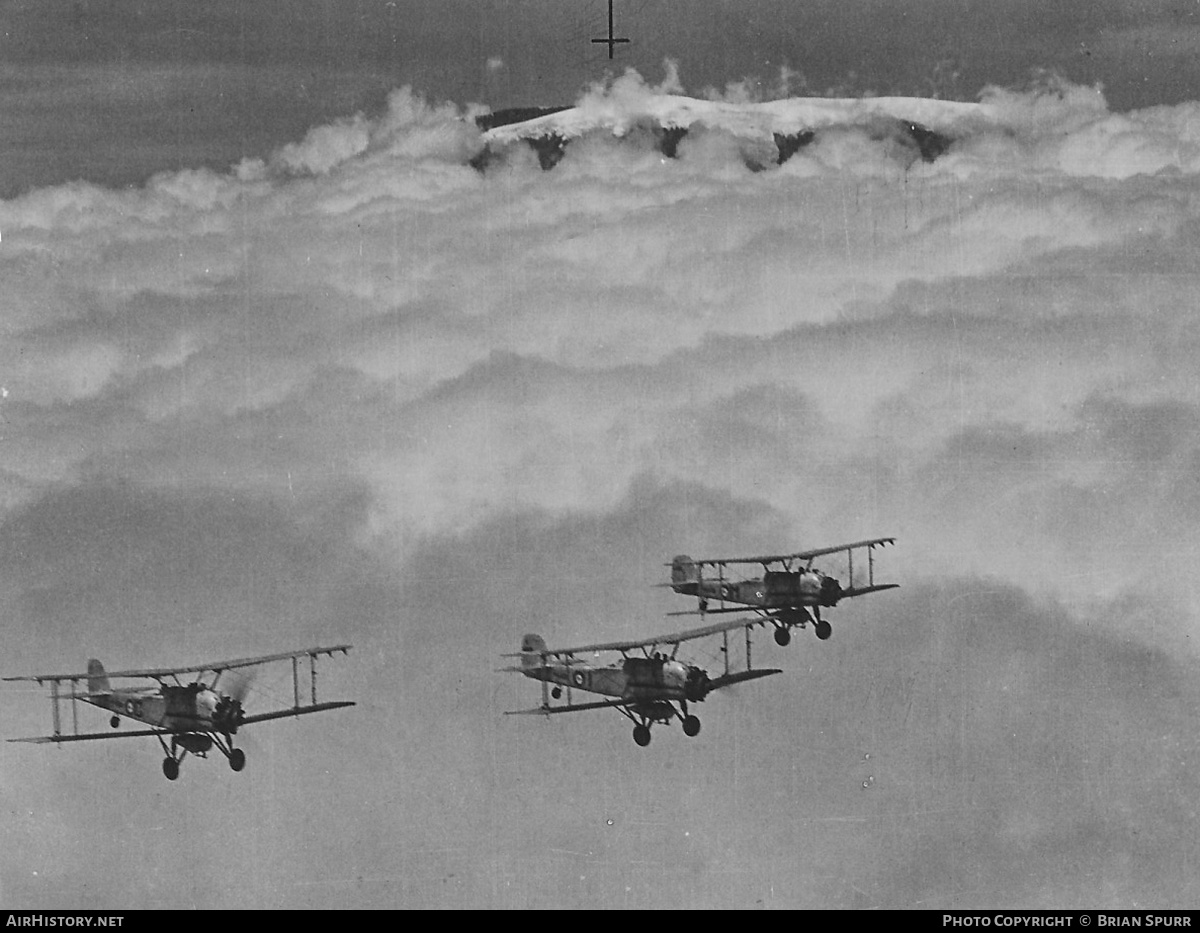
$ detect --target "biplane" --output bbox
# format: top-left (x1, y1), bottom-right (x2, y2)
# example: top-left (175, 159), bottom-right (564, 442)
top-left (4, 646), bottom-right (354, 781)
top-left (666, 538), bottom-right (898, 645)
top-left (500, 619), bottom-right (781, 746)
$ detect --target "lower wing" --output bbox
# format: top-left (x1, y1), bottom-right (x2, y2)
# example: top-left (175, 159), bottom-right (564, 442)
top-left (666, 606), bottom-right (756, 617)
top-left (505, 699), bottom-right (627, 716)
top-left (239, 701), bottom-right (356, 726)
top-left (706, 669), bottom-right (783, 692)
top-left (9, 728), bottom-right (170, 744)
top-left (841, 583), bottom-right (900, 598)
top-left (8, 702), bottom-right (356, 742)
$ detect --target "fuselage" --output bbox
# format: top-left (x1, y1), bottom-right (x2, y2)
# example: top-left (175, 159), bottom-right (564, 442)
top-left (523, 656), bottom-right (711, 703)
top-left (673, 569), bottom-right (843, 609)
top-left (87, 683), bottom-right (225, 733)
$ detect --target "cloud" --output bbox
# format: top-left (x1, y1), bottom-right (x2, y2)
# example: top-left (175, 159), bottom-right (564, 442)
top-left (3, 70), bottom-right (1199, 592)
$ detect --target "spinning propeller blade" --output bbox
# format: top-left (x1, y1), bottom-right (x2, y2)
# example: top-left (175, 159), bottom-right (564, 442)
top-left (223, 668), bottom-right (255, 704)
top-left (213, 669), bottom-right (255, 734)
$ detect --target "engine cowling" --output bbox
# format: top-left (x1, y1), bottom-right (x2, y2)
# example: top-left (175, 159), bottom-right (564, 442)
top-left (819, 575), bottom-right (843, 606)
top-left (212, 696), bottom-right (245, 735)
top-left (684, 665), bottom-right (711, 702)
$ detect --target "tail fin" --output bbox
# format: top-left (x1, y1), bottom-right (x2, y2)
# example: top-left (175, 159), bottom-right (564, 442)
top-left (519, 634), bottom-right (547, 670)
top-left (671, 555), bottom-right (699, 588)
top-left (87, 659), bottom-right (111, 695)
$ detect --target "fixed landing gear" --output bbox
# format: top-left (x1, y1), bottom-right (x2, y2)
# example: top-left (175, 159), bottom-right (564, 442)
top-left (774, 627), bottom-right (792, 646)
top-left (626, 703), bottom-right (699, 746)
top-left (814, 619), bottom-right (832, 640)
top-left (212, 733), bottom-right (246, 774)
top-left (155, 733), bottom-right (246, 779)
top-left (110, 715), bottom-right (120, 729)
top-left (158, 735), bottom-right (188, 781)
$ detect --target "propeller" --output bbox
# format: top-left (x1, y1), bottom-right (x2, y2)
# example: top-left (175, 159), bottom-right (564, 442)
top-left (212, 669), bottom-right (254, 735)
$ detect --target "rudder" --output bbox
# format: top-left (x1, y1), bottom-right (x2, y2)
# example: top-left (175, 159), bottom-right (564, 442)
top-left (87, 659), bottom-right (111, 695)
top-left (519, 634), bottom-right (547, 670)
top-left (671, 555), bottom-right (699, 587)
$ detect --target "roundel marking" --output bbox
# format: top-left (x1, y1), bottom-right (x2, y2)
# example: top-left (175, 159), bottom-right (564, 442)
top-left (573, 670), bottom-right (585, 687)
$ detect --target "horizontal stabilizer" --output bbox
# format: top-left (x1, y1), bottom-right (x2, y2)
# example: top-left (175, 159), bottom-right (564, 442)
top-left (505, 699), bottom-right (626, 716)
top-left (707, 668), bottom-right (783, 692)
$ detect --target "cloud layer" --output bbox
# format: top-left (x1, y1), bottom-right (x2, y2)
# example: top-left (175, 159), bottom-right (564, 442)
top-left (2, 70), bottom-right (1199, 907)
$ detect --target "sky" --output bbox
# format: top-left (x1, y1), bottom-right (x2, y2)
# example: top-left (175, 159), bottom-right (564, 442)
top-left (2, 0), bottom-right (1200, 911)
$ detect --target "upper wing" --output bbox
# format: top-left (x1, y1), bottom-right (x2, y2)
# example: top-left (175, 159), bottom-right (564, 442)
top-left (4, 645), bottom-right (352, 683)
top-left (502, 617), bottom-right (755, 658)
top-left (686, 537), bottom-right (897, 567)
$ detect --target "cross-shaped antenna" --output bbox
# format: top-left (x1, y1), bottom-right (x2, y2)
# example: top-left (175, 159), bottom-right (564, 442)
top-left (591, 0), bottom-right (630, 59)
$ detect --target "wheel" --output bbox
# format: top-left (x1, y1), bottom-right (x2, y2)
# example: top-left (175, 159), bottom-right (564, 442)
top-left (774, 627), bottom-right (792, 646)
top-left (632, 725), bottom-right (652, 747)
top-left (110, 716), bottom-right (120, 729)
top-left (229, 748), bottom-right (246, 772)
top-left (682, 715), bottom-right (701, 737)
top-left (814, 620), bottom-right (832, 640)
top-left (551, 686), bottom-right (562, 700)
top-left (162, 758), bottom-right (180, 781)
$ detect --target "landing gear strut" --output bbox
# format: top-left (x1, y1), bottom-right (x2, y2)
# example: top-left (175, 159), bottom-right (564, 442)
top-left (677, 699), bottom-right (702, 737)
top-left (157, 734), bottom-right (188, 782)
top-left (213, 733), bottom-right (246, 773)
